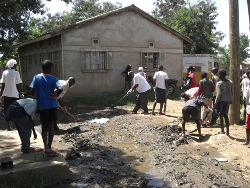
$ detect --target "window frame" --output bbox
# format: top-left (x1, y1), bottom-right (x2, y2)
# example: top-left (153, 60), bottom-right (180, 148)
top-left (81, 50), bottom-right (111, 72)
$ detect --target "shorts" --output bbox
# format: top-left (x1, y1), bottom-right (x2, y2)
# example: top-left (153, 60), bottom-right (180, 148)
top-left (155, 87), bottom-right (166, 103)
top-left (246, 114), bottom-right (250, 129)
top-left (39, 108), bottom-right (58, 127)
top-left (182, 106), bottom-right (199, 121)
top-left (216, 101), bottom-right (230, 115)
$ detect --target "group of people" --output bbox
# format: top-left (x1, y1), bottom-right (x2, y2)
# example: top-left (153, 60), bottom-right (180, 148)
top-left (181, 67), bottom-right (234, 140)
top-left (122, 64), bottom-right (169, 115)
top-left (0, 59), bottom-right (75, 156)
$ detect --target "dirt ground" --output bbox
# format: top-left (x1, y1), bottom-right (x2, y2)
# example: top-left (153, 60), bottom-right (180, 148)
top-left (1, 99), bottom-right (250, 187)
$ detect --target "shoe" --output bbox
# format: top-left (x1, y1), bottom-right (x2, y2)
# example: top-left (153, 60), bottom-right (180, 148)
top-left (131, 111), bottom-right (137, 114)
top-left (141, 111), bottom-right (149, 114)
top-left (202, 123), bottom-right (207, 127)
top-left (159, 112), bottom-right (165, 115)
top-left (151, 112), bottom-right (156, 115)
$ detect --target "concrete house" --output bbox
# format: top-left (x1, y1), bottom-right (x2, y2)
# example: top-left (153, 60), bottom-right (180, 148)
top-left (15, 4), bottom-right (191, 96)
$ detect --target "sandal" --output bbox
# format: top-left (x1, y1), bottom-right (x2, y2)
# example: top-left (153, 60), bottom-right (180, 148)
top-left (45, 150), bottom-right (59, 157)
top-left (22, 147), bottom-right (44, 153)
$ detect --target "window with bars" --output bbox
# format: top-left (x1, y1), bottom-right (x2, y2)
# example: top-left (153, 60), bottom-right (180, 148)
top-left (141, 52), bottom-right (159, 69)
top-left (81, 51), bottom-right (112, 71)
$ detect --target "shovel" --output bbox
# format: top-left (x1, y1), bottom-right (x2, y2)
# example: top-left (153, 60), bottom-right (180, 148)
top-left (60, 108), bottom-right (79, 121)
top-left (111, 92), bottom-right (130, 109)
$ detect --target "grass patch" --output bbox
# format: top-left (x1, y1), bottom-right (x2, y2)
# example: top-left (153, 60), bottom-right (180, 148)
top-left (66, 88), bottom-right (183, 107)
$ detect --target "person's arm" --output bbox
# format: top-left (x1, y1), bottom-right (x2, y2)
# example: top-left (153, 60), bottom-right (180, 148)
top-left (211, 82), bottom-right (215, 92)
top-left (50, 86), bottom-right (63, 99)
top-left (215, 82), bottom-right (222, 104)
top-left (127, 84), bottom-right (139, 94)
top-left (200, 100), bottom-right (213, 112)
top-left (58, 98), bottom-right (68, 112)
top-left (152, 78), bottom-right (156, 87)
top-left (197, 84), bottom-right (202, 96)
top-left (0, 83), bottom-right (5, 96)
top-left (27, 115), bottom-right (37, 140)
top-left (165, 79), bottom-right (168, 89)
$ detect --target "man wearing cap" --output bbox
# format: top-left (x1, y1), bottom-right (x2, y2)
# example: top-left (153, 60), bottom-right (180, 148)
top-left (0, 59), bottom-right (22, 131)
top-left (151, 65), bottom-right (168, 115)
top-left (54, 77), bottom-right (76, 130)
top-left (127, 72), bottom-right (151, 114)
top-left (138, 67), bottom-right (147, 79)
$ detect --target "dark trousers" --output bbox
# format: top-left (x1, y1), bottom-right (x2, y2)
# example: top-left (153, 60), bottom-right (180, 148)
top-left (132, 90), bottom-right (150, 113)
top-left (12, 117), bottom-right (32, 152)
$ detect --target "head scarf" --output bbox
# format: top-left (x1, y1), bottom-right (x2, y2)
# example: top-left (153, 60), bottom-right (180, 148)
top-left (6, 59), bottom-right (17, 68)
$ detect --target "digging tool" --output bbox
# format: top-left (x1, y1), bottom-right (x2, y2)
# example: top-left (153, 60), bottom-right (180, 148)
top-left (60, 108), bottom-right (79, 121)
top-left (111, 92), bottom-right (130, 109)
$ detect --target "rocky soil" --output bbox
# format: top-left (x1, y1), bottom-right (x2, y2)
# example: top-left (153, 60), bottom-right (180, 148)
top-left (1, 99), bottom-right (250, 188)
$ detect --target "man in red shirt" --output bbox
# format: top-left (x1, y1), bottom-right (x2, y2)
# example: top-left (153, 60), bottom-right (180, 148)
top-left (187, 66), bottom-right (197, 89)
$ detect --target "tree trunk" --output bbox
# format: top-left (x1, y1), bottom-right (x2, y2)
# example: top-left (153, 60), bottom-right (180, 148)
top-left (229, 0), bottom-right (240, 125)
top-left (248, 0), bottom-right (250, 30)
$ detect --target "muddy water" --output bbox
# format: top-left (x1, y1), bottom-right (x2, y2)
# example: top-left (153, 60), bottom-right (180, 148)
top-left (104, 123), bottom-right (150, 173)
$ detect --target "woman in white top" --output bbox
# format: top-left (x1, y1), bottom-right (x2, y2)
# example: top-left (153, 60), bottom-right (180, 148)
top-left (0, 59), bottom-right (22, 130)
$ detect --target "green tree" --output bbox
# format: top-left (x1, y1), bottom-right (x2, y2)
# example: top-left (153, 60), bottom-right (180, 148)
top-left (26, 0), bottom-right (122, 37)
top-left (153, 0), bottom-right (224, 54)
top-left (0, 0), bottom-right (71, 64)
top-left (240, 33), bottom-right (250, 62)
top-left (218, 33), bottom-right (250, 69)
top-left (0, 0), bottom-right (45, 61)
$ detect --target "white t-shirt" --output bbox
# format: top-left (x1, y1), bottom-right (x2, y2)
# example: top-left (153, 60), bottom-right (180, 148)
top-left (58, 80), bottom-right (69, 99)
top-left (1, 69), bottom-right (22, 98)
top-left (134, 73), bottom-right (151, 93)
top-left (241, 78), bottom-right (250, 100)
top-left (153, 71), bottom-right (169, 89)
top-left (185, 87), bottom-right (199, 99)
top-left (17, 98), bottom-right (37, 115)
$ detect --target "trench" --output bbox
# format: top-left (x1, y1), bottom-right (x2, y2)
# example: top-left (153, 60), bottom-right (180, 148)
top-left (104, 123), bottom-right (167, 187)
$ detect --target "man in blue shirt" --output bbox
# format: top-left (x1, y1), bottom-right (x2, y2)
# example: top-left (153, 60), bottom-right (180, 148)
top-left (29, 60), bottom-right (62, 157)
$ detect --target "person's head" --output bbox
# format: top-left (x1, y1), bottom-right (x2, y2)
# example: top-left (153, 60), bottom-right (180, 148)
top-left (138, 67), bottom-right (143, 72)
top-left (42, 60), bottom-right (53, 74)
top-left (201, 71), bottom-right (207, 79)
top-left (246, 70), bottom-right (250, 79)
top-left (126, 64), bottom-right (132, 71)
top-left (6, 59), bottom-right (17, 69)
top-left (68, 77), bottom-right (75, 88)
top-left (158, 65), bottom-right (164, 71)
top-left (212, 67), bottom-right (218, 75)
top-left (188, 66), bottom-right (195, 72)
top-left (242, 74), bottom-right (248, 79)
top-left (218, 68), bottom-right (227, 80)
top-left (180, 93), bottom-right (189, 101)
top-left (129, 71), bottom-right (134, 78)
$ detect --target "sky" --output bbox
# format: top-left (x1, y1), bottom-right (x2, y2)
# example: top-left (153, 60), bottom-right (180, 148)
top-left (44, 0), bottom-right (250, 46)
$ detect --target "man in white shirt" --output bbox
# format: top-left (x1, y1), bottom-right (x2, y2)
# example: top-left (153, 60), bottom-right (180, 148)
top-left (54, 77), bottom-right (75, 130)
top-left (0, 59), bottom-right (22, 131)
top-left (241, 72), bottom-right (250, 122)
top-left (127, 71), bottom-right (151, 114)
top-left (151, 65), bottom-right (168, 115)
